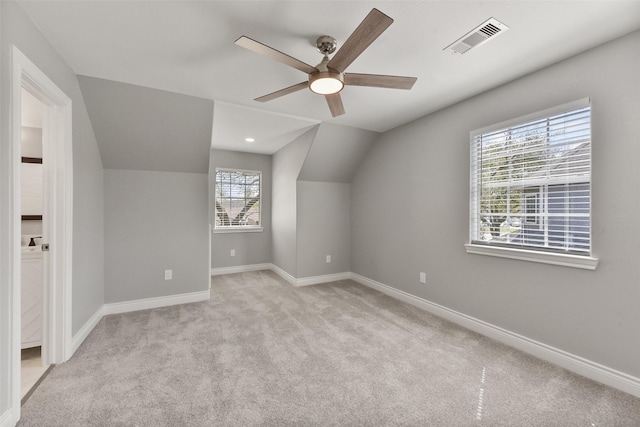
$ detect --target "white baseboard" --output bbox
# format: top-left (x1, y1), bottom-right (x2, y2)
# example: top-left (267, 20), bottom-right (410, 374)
top-left (268, 264), bottom-right (350, 287)
top-left (104, 290), bottom-right (211, 315)
top-left (268, 264), bottom-right (297, 286)
top-left (68, 290), bottom-right (211, 357)
top-left (211, 263), bottom-right (272, 276)
top-left (71, 306), bottom-right (105, 356)
top-left (209, 264), bottom-right (640, 397)
top-left (211, 263), bottom-right (350, 288)
top-left (350, 273), bottom-right (640, 399)
top-left (0, 409), bottom-right (13, 427)
top-left (294, 272), bottom-right (352, 287)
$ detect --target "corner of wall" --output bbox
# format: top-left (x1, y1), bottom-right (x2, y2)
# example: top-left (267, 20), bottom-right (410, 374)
top-left (271, 126), bottom-right (318, 277)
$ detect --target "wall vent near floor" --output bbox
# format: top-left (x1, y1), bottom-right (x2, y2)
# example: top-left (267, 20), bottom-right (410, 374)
top-left (444, 18), bottom-right (509, 55)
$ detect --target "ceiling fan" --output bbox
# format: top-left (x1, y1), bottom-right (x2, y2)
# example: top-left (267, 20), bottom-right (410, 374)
top-left (235, 8), bottom-right (417, 117)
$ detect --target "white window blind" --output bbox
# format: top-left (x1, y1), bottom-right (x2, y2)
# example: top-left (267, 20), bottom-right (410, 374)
top-left (470, 99), bottom-right (592, 255)
top-left (215, 168), bottom-right (261, 229)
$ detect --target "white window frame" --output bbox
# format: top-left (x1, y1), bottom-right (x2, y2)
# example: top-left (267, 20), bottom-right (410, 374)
top-left (214, 168), bottom-right (263, 233)
top-left (465, 98), bottom-right (598, 270)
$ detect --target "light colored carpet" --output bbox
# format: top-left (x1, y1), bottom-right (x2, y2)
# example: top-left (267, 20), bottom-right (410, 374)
top-left (19, 270), bottom-right (640, 426)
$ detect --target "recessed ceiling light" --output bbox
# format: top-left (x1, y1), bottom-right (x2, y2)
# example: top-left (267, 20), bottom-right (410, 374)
top-left (244, 137), bottom-right (255, 143)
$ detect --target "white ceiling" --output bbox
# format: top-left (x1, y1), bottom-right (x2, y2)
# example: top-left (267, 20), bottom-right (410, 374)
top-left (17, 0), bottom-right (640, 153)
top-left (212, 101), bottom-right (319, 154)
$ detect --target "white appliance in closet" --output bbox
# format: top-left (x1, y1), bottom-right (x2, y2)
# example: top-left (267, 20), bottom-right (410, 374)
top-left (21, 247), bottom-right (43, 349)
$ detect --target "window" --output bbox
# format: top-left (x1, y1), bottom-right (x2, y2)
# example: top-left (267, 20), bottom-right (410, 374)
top-left (214, 168), bottom-right (262, 232)
top-left (468, 98), bottom-right (597, 268)
top-left (523, 190), bottom-right (540, 226)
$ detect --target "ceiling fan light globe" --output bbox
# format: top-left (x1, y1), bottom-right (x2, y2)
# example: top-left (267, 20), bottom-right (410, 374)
top-left (309, 71), bottom-right (344, 95)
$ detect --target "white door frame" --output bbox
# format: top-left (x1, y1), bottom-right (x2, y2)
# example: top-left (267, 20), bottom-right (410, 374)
top-left (9, 45), bottom-right (73, 423)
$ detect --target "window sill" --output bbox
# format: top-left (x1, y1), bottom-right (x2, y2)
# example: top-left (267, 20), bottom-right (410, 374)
top-left (464, 243), bottom-right (598, 270)
top-left (213, 227), bottom-right (264, 234)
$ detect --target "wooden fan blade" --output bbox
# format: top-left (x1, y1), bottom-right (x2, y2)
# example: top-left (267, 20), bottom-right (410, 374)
top-left (255, 81), bottom-right (308, 102)
top-left (345, 73), bottom-right (417, 90)
top-left (235, 36), bottom-right (317, 75)
top-left (327, 8), bottom-right (393, 73)
top-left (325, 93), bottom-right (345, 117)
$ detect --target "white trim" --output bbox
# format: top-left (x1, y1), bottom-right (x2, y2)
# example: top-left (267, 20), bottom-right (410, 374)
top-left (211, 263), bottom-right (351, 288)
top-left (215, 167), bottom-right (262, 175)
top-left (469, 98), bottom-right (594, 265)
top-left (464, 243), bottom-right (599, 270)
top-left (67, 288), bottom-right (214, 355)
top-left (0, 409), bottom-right (13, 427)
top-left (13, 45), bottom-right (74, 364)
top-left (350, 273), bottom-right (640, 398)
top-left (471, 97), bottom-right (590, 137)
top-left (213, 227), bottom-right (263, 234)
top-left (269, 264), bottom-right (297, 286)
top-left (294, 272), bottom-right (352, 287)
top-left (214, 168), bottom-right (262, 232)
top-left (211, 263), bottom-right (272, 276)
top-left (103, 290), bottom-right (211, 315)
top-left (70, 306), bottom-right (104, 355)
top-left (9, 45), bottom-right (73, 425)
top-left (208, 265), bottom-right (637, 395)
top-left (272, 263), bottom-right (348, 287)
top-left (208, 224), bottom-right (212, 290)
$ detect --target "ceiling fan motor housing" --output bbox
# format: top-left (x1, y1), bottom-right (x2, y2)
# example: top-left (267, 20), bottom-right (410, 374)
top-left (309, 55), bottom-right (344, 95)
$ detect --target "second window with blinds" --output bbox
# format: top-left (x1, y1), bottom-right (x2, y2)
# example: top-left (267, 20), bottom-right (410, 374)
top-left (467, 98), bottom-right (596, 268)
top-left (214, 168), bottom-right (262, 232)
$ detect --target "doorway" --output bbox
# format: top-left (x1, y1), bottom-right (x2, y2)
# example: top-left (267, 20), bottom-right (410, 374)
top-left (10, 46), bottom-right (73, 422)
top-left (19, 88), bottom-right (49, 400)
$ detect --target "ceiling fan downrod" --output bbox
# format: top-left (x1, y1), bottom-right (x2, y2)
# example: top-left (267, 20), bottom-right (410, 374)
top-left (309, 36), bottom-right (344, 95)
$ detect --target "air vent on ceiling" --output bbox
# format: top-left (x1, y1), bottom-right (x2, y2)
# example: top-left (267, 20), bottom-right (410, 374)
top-left (444, 18), bottom-right (509, 55)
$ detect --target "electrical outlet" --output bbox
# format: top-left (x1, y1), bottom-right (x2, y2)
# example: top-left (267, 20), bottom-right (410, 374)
top-left (326, 255), bottom-right (331, 263)
top-left (230, 249), bottom-right (236, 257)
top-left (419, 272), bottom-right (426, 284)
top-left (165, 269), bottom-right (172, 280)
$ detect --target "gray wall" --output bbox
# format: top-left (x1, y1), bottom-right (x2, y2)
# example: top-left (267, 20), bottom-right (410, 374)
top-left (210, 149), bottom-right (272, 269)
top-left (297, 181), bottom-right (351, 277)
top-left (298, 123), bottom-right (378, 183)
top-left (78, 76), bottom-right (214, 174)
top-left (104, 169), bottom-right (209, 303)
top-left (211, 123), bottom-right (370, 278)
top-left (271, 128), bottom-right (317, 277)
top-left (0, 0), bottom-right (105, 414)
top-left (295, 123), bottom-right (376, 278)
top-left (351, 30), bottom-right (640, 378)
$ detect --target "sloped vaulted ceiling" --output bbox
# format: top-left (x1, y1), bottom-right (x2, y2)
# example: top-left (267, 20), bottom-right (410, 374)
top-left (32, 1), bottom-right (640, 170)
top-left (78, 76), bottom-right (214, 173)
top-left (298, 123), bottom-right (379, 183)
top-left (21, 1), bottom-right (640, 134)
